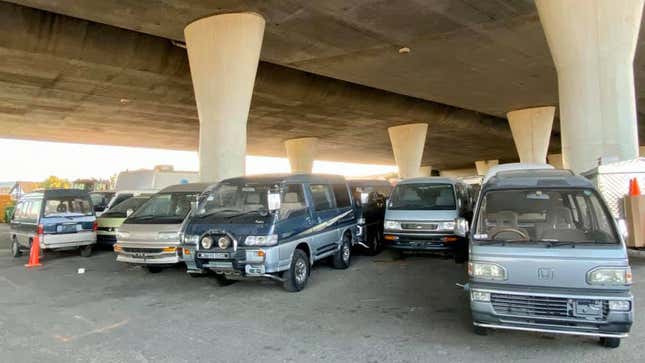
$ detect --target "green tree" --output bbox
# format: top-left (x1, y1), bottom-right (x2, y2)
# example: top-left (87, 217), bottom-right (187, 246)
top-left (41, 176), bottom-right (71, 189)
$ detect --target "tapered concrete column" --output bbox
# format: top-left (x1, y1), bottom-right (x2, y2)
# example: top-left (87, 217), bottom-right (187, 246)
top-left (548, 154), bottom-right (564, 169)
top-left (507, 106), bottom-right (555, 164)
top-left (184, 13), bottom-right (265, 182)
top-left (285, 137), bottom-right (318, 174)
top-left (475, 160), bottom-right (499, 176)
top-left (536, 0), bottom-right (644, 173)
top-left (419, 166), bottom-right (432, 177)
top-left (388, 123), bottom-right (428, 179)
top-left (640, 146), bottom-right (645, 157)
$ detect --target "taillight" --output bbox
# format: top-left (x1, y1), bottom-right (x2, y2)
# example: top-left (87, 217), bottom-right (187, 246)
top-left (36, 224), bottom-right (44, 235)
top-left (92, 221), bottom-right (98, 231)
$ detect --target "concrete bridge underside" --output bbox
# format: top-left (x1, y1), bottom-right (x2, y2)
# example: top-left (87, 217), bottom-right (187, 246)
top-left (0, 1), bottom-right (644, 170)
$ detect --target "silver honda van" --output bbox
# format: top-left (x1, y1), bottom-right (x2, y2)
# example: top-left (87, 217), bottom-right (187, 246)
top-left (465, 167), bottom-right (633, 348)
top-left (383, 177), bottom-right (473, 262)
top-left (114, 183), bottom-right (209, 273)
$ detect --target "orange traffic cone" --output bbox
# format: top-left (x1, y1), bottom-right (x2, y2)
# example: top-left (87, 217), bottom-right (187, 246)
top-left (25, 235), bottom-right (42, 268)
top-left (629, 178), bottom-right (641, 196)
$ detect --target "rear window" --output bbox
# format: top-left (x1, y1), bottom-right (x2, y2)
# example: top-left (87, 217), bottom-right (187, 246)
top-left (44, 196), bottom-right (92, 217)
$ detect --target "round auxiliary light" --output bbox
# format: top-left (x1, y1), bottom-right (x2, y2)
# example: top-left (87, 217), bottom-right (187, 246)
top-left (218, 236), bottom-right (231, 249)
top-left (201, 236), bottom-right (213, 249)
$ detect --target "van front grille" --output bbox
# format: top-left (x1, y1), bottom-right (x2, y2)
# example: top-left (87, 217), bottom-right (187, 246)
top-left (491, 293), bottom-right (609, 322)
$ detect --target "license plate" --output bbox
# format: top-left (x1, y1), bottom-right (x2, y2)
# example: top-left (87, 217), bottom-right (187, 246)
top-left (57, 224), bottom-right (79, 233)
top-left (198, 252), bottom-right (230, 259)
top-left (206, 261), bottom-right (233, 269)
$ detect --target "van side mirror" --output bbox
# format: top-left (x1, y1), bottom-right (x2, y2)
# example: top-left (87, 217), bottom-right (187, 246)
top-left (268, 191), bottom-right (281, 211)
top-left (454, 217), bottom-right (469, 237)
top-left (126, 209), bottom-right (134, 217)
top-left (617, 219), bottom-right (628, 240)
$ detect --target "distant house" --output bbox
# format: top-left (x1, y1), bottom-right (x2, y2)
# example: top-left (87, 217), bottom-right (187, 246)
top-left (3, 181), bottom-right (41, 200)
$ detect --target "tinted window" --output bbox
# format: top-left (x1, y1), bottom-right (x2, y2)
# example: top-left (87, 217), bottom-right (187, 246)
top-left (111, 193), bottom-right (133, 208)
top-left (309, 184), bottom-right (334, 211)
top-left (44, 197), bottom-right (91, 217)
top-left (332, 184), bottom-right (351, 208)
top-left (390, 184), bottom-right (455, 210)
top-left (127, 192), bottom-right (198, 224)
top-left (101, 197), bottom-right (150, 218)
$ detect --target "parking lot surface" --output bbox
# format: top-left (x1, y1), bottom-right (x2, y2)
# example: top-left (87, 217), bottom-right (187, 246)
top-left (0, 227), bottom-right (643, 363)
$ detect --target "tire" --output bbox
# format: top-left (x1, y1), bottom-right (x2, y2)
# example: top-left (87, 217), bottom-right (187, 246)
top-left (146, 266), bottom-right (163, 273)
top-left (79, 245), bottom-right (93, 257)
top-left (283, 249), bottom-right (310, 292)
top-left (365, 232), bottom-right (381, 256)
top-left (10, 238), bottom-right (21, 258)
top-left (600, 337), bottom-right (620, 348)
top-left (332, 234), bottom-right (352, 269)
top-left (473, 325), bottom-right (488, 336)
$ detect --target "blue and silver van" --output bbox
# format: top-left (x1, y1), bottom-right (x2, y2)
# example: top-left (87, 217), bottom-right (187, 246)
top-left (465, 166), bottom-right (633, 348)
top-left (181, 174), bottom-right (357, 292)
top-left (9, 189), bottom-right (97, 257)
top-left (383, 177), bottom-right (473, 262)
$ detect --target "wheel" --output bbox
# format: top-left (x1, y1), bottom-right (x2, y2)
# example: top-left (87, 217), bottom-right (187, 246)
top-left (283, 249), bottom-right (310, 292)
top-left (79, 245), bottom-right (93, 257)
top-left (600, 337), bottom-right (621, 348)
top-left (146, 266), bottom-right (163, 273)
top-left (473, 325), bottom-right (488, 336)
top-left (332, 234), bottom-right (352, 269)
top-left (10, 238), bottom-right (21, 258)
top-left (365, 232), bottom-right (381, 256)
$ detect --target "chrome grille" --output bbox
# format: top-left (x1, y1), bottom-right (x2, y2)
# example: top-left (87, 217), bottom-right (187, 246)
top-left (401, 222), bottom-right (438, 231)
top-left (491, 293), bottom-right (610, 322)
top-left (122, 247), bottom-right (163, 254)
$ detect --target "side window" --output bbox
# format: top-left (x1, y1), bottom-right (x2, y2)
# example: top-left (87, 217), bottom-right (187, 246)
top-left (280, 184), bottom-right (307, 219)
top-left (309, 184), bottom-right (334, 211)
top-left (332, 184), bottom-right (351, 208)
top-left (13, 202), bottom-right (25, 220)
top-left (26, 200), bottom-right (42, 222)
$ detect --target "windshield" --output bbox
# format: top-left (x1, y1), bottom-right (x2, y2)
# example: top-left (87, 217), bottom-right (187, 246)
top-left (197, 183), bottom-right (275, 216)
top-left (126, 192), bottom-right (198, 224)
top-left (473, 188), bottom-right (618, 244)
top-left (44, 196), bottom-right (93, 217)
top-left (389, 183), bottom-right (455, 210)
top-left (101, 197), bottom-right (149, 218)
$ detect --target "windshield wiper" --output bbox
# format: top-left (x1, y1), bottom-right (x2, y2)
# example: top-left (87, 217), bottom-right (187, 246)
top-left (128, 214), bottom-right (156, 220)
top-left (225, 209), bottom-right (269, 220)
top-left (196, 209), bottom-right (242, 218)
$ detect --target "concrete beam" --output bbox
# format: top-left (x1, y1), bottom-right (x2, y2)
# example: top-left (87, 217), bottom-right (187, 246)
top-left (285, 137), bottom-right (318, 174)
top-left (536, 0), bottom-right (644, 173)
top-left (507, 106), bottom-right (555, 164)
top-left (185, 13), bottom-right (265, 182)
top-left (388, 123), bottom-right (428, 179)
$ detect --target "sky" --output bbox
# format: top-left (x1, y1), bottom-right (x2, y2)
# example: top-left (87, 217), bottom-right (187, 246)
top-left (0, 138), bottom-right (397, 181)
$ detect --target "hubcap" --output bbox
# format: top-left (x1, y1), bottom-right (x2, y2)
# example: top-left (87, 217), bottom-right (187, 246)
top-left (342, 242), bottom-right (350, 263)
top-left (294, 258), bottom-right (307, 284)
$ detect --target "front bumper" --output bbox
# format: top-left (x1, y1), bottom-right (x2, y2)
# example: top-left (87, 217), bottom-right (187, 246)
top-left (194, 245), bottom-right (280, 280)
top-left (469, 283), bottom-right (633, 338)
top-left (383, 231), bottom-right (459, 251)
top-left (115, 242), bottom-right (181, 265)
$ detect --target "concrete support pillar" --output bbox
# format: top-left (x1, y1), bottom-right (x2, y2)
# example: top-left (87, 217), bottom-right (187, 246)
top-left (419, 166), bottom-right (432, 177)
top-left (184, 13), bottom-right (265, 182)
top-left (536, 0), bottom-right (643, 173)
top-left (475, 160), bottom-right (499, 176)
top-left (548, 154), bottom-right (564, 169)
top-left (284, 137), bottom-right (318, 174)
top-left (388, 123), bottom-right (428, 179)
top-left (507, 106), bottom-right (555, 164)
top-left (640, 146), bottom-right (645, 157)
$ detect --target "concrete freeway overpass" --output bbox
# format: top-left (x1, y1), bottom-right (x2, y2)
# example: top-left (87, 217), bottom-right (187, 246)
top-left (0, 1), bottom-right (644, 179)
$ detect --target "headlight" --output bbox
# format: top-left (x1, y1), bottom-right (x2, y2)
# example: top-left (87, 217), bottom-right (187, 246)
top-left (116, 231), bottom-right (130, 239)
top-left (468, 262), bottom-right (507, 280)
top-left (608, 300), bottom-right (631, 311)
top-left (158, 232), bottom-right (179, 240)
top-left (245, 234), bottom-right (278, 246)
top-left (436, 221), bottom-right (456, 231)
top-left (184, 235), bottom-right (199, 245)
top-left (201, 236), bottom-right (214, 249)
top-left (384, 220), bottom-right (401, 230)
top-left (587, 267), bottom-right (632, 286)
top-left (470, 290), bottom-right (491, 302)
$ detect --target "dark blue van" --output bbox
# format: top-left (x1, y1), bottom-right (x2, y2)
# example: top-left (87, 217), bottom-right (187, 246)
top-left (180, 174), bottom-right (357, 292)
top-left (9, 189), bottom-right (97, 258)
